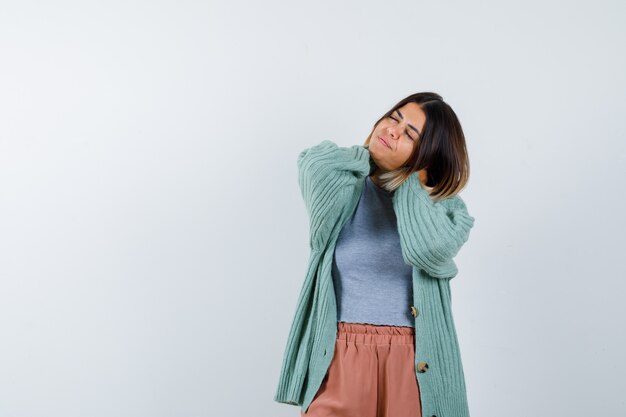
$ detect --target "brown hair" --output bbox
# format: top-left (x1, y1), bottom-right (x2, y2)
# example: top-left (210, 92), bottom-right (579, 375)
top-left (363, 92), bottom-right (471, 202)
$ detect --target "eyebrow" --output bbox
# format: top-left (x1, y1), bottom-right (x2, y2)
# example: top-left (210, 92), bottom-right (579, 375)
top-left (396, 109), bottom-right (421, 137)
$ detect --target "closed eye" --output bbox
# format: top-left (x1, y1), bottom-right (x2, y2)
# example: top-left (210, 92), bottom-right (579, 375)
top-left (389, 115), bottom-right (417, 141)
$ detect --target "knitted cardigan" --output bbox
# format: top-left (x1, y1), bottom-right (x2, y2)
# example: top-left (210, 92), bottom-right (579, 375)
top-left (274, 140), bottom-right (476, 417)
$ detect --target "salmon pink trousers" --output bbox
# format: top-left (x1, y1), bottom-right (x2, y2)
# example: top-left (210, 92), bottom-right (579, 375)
top-left (301, 321), bottom-right (422, 417)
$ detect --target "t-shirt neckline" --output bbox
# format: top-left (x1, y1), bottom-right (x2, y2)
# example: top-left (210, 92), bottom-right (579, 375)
top-left (366, 175), bottom-right (394, 195)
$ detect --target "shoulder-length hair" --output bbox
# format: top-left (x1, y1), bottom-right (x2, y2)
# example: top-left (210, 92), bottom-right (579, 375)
top-left (363, 92), bottom-right (471, 202)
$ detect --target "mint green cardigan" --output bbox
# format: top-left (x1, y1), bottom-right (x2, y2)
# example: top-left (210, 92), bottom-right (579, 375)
top-left (274, 140), bottom-right (476, 417)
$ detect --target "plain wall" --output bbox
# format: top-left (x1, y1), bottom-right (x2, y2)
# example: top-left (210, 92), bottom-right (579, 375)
top-left (1, 1), bottom-right (625, 416)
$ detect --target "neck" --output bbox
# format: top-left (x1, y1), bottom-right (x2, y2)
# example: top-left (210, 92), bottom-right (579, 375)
top-left (370, 168), bottom-right (432, 193)
top-left (369, 168), bottom-right (387, 188)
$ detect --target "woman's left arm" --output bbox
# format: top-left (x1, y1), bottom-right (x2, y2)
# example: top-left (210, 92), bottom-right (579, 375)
top-left (393, 172), bottom-right (476, 279)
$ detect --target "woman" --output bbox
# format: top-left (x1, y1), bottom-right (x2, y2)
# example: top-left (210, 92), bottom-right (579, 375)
top-left (274, 92), bottom-right (476, 417)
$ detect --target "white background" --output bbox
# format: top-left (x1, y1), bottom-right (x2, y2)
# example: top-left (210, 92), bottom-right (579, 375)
top-left (1, 1), bottom-right (625, 416)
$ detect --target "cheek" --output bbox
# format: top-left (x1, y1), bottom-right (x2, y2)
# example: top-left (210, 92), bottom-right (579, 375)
top-left (396, 143), bottom-right (415, 163)
top-left (399, 142), bottom-right (415, 156)
top-left (376, 123), bottom-right (389, 133)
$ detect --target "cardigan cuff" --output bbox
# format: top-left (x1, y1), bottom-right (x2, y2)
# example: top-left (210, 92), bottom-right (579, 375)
top-left (420, 389), bottom-right (470, 417)
top-left (274, 370), bottom-right (305, 406)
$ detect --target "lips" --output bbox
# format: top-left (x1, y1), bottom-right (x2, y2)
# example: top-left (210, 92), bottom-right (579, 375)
top-left (378, 136), bottom-right (391, 149)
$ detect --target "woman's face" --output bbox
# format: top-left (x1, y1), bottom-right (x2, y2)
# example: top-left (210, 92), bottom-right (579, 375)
top-left (368, 102), bottom-right (427, 171)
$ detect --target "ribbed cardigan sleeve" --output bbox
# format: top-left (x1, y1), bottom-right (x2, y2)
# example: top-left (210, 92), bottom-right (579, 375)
top-left (297, 140), bottom-right (372, 250)
top-left (273, 139), bottom-right (371, 405)
top-left (393, 172), bottom-right (475, 279)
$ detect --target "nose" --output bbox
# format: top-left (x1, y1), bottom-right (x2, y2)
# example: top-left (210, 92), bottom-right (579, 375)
top-left (386, 125), bottom-right (400, 140)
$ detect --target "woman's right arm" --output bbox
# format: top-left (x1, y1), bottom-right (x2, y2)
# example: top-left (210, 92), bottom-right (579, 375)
top-left (297, 140), bottom-right (372, 249)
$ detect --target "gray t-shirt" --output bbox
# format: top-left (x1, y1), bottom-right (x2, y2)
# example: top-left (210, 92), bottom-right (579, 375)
top-left (332, 175), bottom-right (415, 327)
